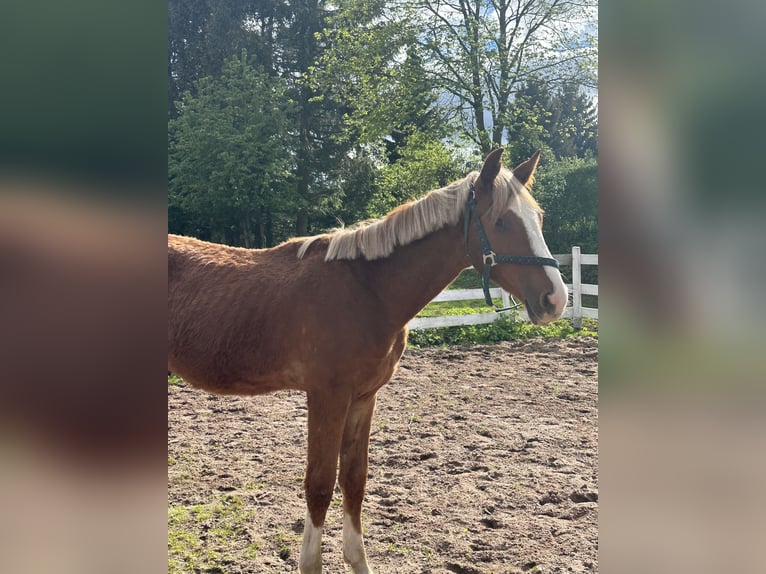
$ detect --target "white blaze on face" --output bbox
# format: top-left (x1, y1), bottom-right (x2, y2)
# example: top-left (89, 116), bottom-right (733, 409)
top-left (519, 204), bottom-right (568, 316)
top-left (298, 511), bottom-right (323, 574)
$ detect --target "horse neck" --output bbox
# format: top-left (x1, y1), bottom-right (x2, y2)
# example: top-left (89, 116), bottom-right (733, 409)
top-left (363, 222), bottom-right (469, 329)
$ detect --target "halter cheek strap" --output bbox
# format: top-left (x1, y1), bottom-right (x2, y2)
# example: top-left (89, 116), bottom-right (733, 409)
top-left (464, 183), bottom-right (560, 311)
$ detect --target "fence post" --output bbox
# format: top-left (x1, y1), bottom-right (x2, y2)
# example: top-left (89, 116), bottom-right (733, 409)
top-left (571, 245), bottom-right (582, 329)
top-left (500, 289), bottom-right (511, 310)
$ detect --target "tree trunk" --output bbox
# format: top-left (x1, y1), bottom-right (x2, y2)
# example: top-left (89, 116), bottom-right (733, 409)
top-left (265, 208), bottom-right (274, 247)
top-left (241, 211), bottom-right (254, 248)
top-left (467, 0), bottom-right (491, 154)
top-left (492, 2), bottom-right (510, 148)
top-left (296, 210), bottom-right (308, 236)
top-left (258, 207), bottom-right (267, 248)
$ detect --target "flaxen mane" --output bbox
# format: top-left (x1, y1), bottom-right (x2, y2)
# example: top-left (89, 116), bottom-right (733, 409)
top-left (296, 167), bottom-right (541, 262)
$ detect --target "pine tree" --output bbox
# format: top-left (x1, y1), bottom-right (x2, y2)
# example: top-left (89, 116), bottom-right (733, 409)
top-left (168, 53), bottom-right (295, 247)
top-left (549, 83), bottom-right (598, 159)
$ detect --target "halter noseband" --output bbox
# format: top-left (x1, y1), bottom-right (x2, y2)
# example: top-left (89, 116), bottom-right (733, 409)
top-left (464, 181), bottom-right (560, 312)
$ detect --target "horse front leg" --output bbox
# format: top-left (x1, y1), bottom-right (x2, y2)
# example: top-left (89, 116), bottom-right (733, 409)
top-left (338, 394), bottom-right (377, 574)
top-left (299, 390), bottom-right (350, 574)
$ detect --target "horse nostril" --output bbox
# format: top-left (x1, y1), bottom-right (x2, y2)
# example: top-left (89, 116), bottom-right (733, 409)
top-left (541, 288), bottom-right (568, 317)
top-left (542, 293), bottom-right (556, 314)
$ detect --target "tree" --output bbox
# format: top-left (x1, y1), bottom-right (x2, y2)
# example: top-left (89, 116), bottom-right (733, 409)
top-left (301, 0), bottom-right (459, 232)
top-left (168, 0), bottom-right (289, 117)
top-left (534, 155), bottom-right (598, 256)
top-left (505, 77), bottom-right (598, 163)
top-left (168, 1), bottom-right (352, 239)
top-left (416, 0), bottom-right (597, 153)
top-left (548, 82), bottom-right (598, 159)
top-left (311, 1), bottom-right (445, 147)
top-left (168, 52), bottom-right (295, 247)
top-left (165, 0), bottom-right (597, 253)
top-left (371, 132), bottom-right (462, 216)
top-left (505, 76), bottom-right (556, 164)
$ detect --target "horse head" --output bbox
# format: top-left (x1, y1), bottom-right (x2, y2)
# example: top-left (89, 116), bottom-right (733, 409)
top-left (466, 148), bottom-right (568, 325)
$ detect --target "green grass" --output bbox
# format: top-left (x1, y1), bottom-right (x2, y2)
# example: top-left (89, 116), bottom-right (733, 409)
top-left (274, 530), bottom-right (295, 561)
top-left (449, 268), bottom-right (484, 289)
top-left (168, 374), bottom-right (184, 386)
top-left (408, 313), bottom-right (597, 348)
top-left (408, 268), bottom-right (598, 347)
top-left (417, 299), bottom-right (489, 317)
top-left (168, 494), bottom-right (257, 574)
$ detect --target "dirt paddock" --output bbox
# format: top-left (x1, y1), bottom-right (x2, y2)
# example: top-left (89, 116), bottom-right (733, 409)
top-left (168, 336), bottom-right (598, 573)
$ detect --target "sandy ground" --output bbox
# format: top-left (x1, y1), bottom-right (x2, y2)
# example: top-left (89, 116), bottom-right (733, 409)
top-left (168, 336), bottom-right (598, 573)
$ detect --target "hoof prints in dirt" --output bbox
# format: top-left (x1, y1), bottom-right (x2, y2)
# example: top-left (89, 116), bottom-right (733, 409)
top-left (169, 337), bottom-right (597, 573)
top-left (446, 563), bottom-right (483, 574)
top-left (571, 490), bottom-right (599, 504)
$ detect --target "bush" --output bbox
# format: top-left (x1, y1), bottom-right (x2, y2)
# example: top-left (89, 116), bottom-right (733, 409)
top-left (407, 314), bottom-right (597, 348)
top-left (534, 156), bottom-right (598, 256)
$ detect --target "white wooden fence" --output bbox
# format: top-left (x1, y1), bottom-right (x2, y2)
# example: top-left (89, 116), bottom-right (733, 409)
top-left (408, 246), bottom-right (598, 330)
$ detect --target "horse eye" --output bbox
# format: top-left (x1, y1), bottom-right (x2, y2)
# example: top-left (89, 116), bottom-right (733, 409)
top-left (495, 218), bottom-right (505, 229)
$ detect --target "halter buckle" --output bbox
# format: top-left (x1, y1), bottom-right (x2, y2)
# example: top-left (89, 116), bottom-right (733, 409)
top-left (483, 251), bottom-right (497, 267)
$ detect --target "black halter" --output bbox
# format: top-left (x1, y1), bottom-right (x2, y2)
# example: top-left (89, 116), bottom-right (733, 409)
top-left (463, 182), bottom-right (560, 311)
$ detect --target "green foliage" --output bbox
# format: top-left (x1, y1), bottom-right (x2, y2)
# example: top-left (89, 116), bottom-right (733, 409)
top-left (311, 1), bottom-right (438, 145)
top-left (534, 156), bottom-right (598, 256)
top-left (369, 133), bottom-right (462, 217)
top-left (328, 146), bottom-right (384, 226)
top-left (168, 494), bottom-right (257, 574)
top-left (506, 78), bottom-right (598, 164)
top-left (302, 1), bottom-right (457, 232)
top-left (168, 0), bottom-right (288, 117)
top-left (407, 314), bottom-right (597, 348)
top-left (168, 51), bottom-right (295, 246)
top-left (167, 374), bottom-right (183, 387)
top-left (417, 300), bottom-right (489, 318)
top-left (548, 83), bottom-right (598, 159)
top-left (166, 1), bottom-right (598, 262)
top-left (506, 78), bottom-right (557, 164)
top-left (449, 269), bottom-right (484, 290)
top-left (409, 278), bottom-right (598, 348)
top-left (415, 0), bottom-right (597, 153)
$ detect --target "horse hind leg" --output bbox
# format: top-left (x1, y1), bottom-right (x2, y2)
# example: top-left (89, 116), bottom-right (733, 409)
top-left (299, 390), bottom-right (350, 574)
top-left (338, 394), bottom-right (377, 574)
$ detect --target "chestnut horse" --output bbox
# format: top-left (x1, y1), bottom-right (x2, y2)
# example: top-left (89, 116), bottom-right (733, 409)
top-left (168, 149), bottom-right (567, 573)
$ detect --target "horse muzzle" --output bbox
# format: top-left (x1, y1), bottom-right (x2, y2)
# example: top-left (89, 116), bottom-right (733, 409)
top-left (525, 284), bottom-right (568, 325)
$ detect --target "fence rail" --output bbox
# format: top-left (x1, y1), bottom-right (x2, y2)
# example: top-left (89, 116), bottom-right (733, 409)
top-left (408, 246), bottom-right (598, 331)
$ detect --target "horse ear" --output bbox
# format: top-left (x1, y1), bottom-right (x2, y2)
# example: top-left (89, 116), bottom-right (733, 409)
top-left (512, 149), bottom-right (541, 188)
top-left (479, 147), bottom-right (504, 185)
